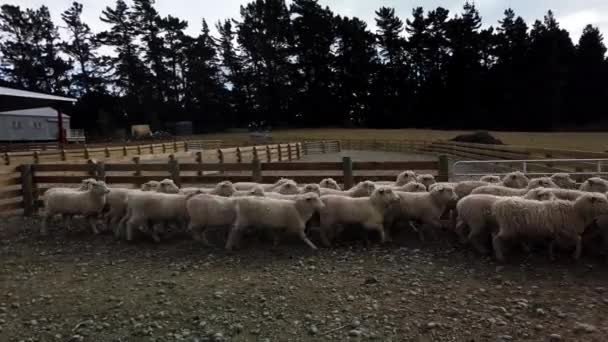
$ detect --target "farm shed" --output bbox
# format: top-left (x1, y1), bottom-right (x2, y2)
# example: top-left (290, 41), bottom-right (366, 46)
top-left (0, 107), bottom-right (70, 142)
top-left (0, 86), bottom-right (77, 143)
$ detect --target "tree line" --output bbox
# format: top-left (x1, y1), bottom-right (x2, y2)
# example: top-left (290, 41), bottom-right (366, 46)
top-left (0, 0), bottom-right (606, 135)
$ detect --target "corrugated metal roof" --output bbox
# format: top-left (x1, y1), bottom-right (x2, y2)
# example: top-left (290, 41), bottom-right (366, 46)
top-left (0, 86), bottom-right (76, 102)
top-left (0, 107), bottom-right (70, 118)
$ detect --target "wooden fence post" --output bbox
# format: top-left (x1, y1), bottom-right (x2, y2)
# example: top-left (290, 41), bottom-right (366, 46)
top-left (87, 159), bottom-right (97, 178)
top-left (296, 143), bottom-right (301, 160)
top-left (236, 147), bottom-right (242, 163)
top-left (252, 158), bottom-right (262, 183)
top-left (303, 142), bottom-right (308, 156)
top-left (104, 147), bottom-right (111, 158)
top-left (61, 147), bottom-right (67, 161)
top-left (575, 167), bottom-right (584, 183)
top-left (20, 164), bottom-right (34, 217)
top-left (337, 140), bottom-right (342, 152)
top-left (3, 152), bottom-right (9, 165)
top-left (149, 144), bottom-right (154, 154)
top-left (278, 144), bottom-right (283, 161)
top-left (217, 149), bottom-right (224, 164)
top-left (195, 151), bottom-right (203, 176)
top-left (342, 156), bottom-right (354, 190)
top-left (162, 143), bottom-right (167, 154)
top-left (321, 142), bottom-right (327, 154)
top-left (545, 154), bottom-right (553, 168)
top-left (123, 145), bottom-right (128, 157)
top-left (438, 155), bottom-right (449, 182)
top-left (173, 141), bottom-right (178, 153)
top-left (168, 155), bottom-right (181, 187)
top-left (252, 146), bottom-right (258, 161)
top-left (96, 161), bottom-right (106, 181)
top-left (287, 143), bottom-right (293, 161)
top-left (183, 141), bottom-right (188, 152)
top-left (133, 156), bottom-right (141, 176)
top-left (83, 145), bottom-right (90, 160)
top-left (137, 145), bottom-right (142, 155)
top-left (33, 151), bottom-right (40, 164)
top-left (266, 145), bottom-right (272, 162)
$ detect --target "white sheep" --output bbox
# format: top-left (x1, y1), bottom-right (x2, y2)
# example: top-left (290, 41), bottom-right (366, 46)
top-left (124, 192), bottom-right (194, 242)
top-left (319, 180), bottom-right (376, 197)
top-left (580, 177), bottom-right (608, 193)
top-left (273, 180), bottom-right (301, 195)
top-left (300, 184), bottom-right (322, 196)
top-left (78, 178), bottom-right (98, 190)
top-left (391, 182), bottom-right (427, 193)
top-left (524, 188), bottom-right (589, 201)
top-left (472, 177), bottom-right (558, 196)
top-left (491, 193), bottom-right (608, 261)
top-left (186, 194), bottom-right (238, 246)
top-left (395, 170), bottom-right (417, 186)
top-left (226, 193), bottom-right (325, 250)
top-left (416, 174), bottom-right (436, 188)
top-left (430, 181), bottom-right (490, 199)
top-left (480, 175), bottom-right (501, 184)
top-left (318, 187), bottom-right (399, 246)
top-left (233, 178), bottom-right (292, 191)
top-left (500, 171), bottom-right (529, 188)
top-left (455, 194), bottom-right (504, 254)
top-left (551, 173), bottom-right (577, 189)
top-left (182, 181), bottom-right (236, 197)
top-left (232, 185), bottom-right (265, 197)
top-left (141, 180), bottom-right (160, 191)
top-left (42, 180), bottom-right (110, 236)
top-left (319, 178), bottom-right (341, 190)
top-left (386, 184), bottom-right (457, 242)
top-left (157, 179), bottom-right (180, 194)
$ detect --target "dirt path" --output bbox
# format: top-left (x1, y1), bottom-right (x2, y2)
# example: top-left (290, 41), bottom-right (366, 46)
top-left (1, 218), bottom-right (608, 342)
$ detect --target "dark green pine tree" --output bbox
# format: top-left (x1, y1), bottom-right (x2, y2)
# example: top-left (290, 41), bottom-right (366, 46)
top-left (216, 19), bottom-right (252, 126)
top-left (183, 20), bottom-right (228, 130)
top-left (569, 25), bottom-right (608, 125)
top-left (373, 7), bottom-right (410, 127)
top-left (333, 16), bottom-right (377, 126)
top-left (290, 0), bottom-right (336, 126)
top-left (160, 15), bottom-right (189, 107)
top-left (527, 11), bottom-right (575, 129)
top-left (61, 1), bottom-right (104, 95)
top-left (237, 0), bottom-right (294, 126)
top-left (99, 0), bottom-right (151, 125)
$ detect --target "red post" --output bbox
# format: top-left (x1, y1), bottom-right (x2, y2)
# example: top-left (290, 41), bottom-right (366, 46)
top-left (56, 107), bottom-right (66, 144)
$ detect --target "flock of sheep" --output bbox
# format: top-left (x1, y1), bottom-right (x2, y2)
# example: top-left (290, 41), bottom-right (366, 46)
top-left (41, 169), bottom-right (608, 262)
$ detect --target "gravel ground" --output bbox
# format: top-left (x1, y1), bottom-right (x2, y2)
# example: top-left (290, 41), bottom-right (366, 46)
top-left (1, 216), bottom-right (608, 342)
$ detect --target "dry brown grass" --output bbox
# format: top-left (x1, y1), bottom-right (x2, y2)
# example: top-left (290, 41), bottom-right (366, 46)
top-left (198, 128), bottom-right (608, 152)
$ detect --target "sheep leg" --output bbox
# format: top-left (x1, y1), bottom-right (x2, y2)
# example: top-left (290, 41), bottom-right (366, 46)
top-left (364, 224), bottom-right (385, 244)
top-left (319, 226), bottom-right (332, 247)
top-left (41, 214), bottom-right (52, 236)
top-left (455, 219), bottom-right (468, 245)
top-left (572, 235), bottom-right (582, 260)
top-left (87, 215), bottom-right (100, 235)
top-left (492, 233), bottom-right (506, 262)
top-left (410, 222), bottom-right (426, 242)
top-left (151, 223), bottom-right (162, 243)
top-left (298, 230), bottom-right (318, 251)
top-left (468, 225), bottom-right (490, 255)
top-left (125, 216), bottom-right (143, 242)
top-left (225, 224), bottom-right (241, 251)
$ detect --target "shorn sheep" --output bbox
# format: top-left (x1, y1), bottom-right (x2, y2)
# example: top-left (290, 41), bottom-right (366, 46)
top-left (124, 191), bottom-right (197, 242)
top-left (273, 180), bottom-right (301, 195)
top-left (580, 177), bottom-right (608, 193)
top-left (392, 182), bottom-right (426, 193)
top-left (472, 177), bottom-right (558, 196)
top-left (386, 184), bottom-right (457, 241)
top-left (524, 188), bottom-right (588, 201)
top-left (491, 193), bottom-right (608, 261)
top-left (480, 175), bottom-right (501, 184)
top-left (395, 170), bottom-right (417, 186)
top-left (551, 173), bottom-right (577, 189)
top-left (42, 180), bottom-right (110, 236)
top-left (233, 178), bottom-right (292, 191)
top-left (416, 174), bottom-right (436, 188)
top-left (226, 193), bottom-right (325, 250)
top-left (186, 194), bottom-right (238, 246)
top-left (319, 181), bottom-right (376, 197)
top-left (500, 171), bottom-right (529, 189)
top-left (430, 181), bottom-right (490, 199)
top-left (319, 178), bottom-right (341, 190)
top-left (318, 187), bottom-right (400, 246)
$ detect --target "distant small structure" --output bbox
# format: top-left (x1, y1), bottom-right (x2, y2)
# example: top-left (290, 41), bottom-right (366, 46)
top-left (0, 107), bottom-right (78, 142)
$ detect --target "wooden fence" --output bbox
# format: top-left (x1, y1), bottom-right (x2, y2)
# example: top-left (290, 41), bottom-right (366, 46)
top-left (0, 141), bottom-right (324, 216)
top-left (1, 139), bottom-right (223, 166)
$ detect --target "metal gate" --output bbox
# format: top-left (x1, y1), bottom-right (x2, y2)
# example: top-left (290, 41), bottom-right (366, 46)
top-left (451, 158), bottom-right (608, 181)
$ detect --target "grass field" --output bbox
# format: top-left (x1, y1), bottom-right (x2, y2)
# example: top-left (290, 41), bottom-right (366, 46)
top-left (198, 128), bottom-right (608, 152)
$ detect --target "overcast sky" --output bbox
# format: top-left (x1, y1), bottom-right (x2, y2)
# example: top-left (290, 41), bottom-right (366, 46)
top-left (4, 0), bottom-right (608, 42)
